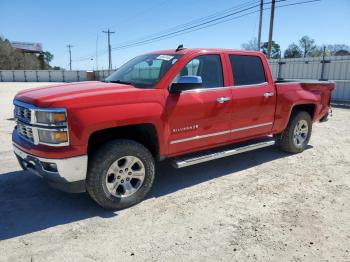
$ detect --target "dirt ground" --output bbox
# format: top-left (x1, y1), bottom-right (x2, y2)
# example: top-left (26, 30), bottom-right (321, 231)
top-left (0, 82), bottom-right (349, 262)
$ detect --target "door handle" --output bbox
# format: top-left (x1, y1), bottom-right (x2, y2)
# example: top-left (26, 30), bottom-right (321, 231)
top-left (216, 97), bottom-right (231, 103)
top-left (263, 92), bottom-right (274, 98)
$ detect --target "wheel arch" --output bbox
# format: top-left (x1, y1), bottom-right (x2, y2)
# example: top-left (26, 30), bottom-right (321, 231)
top-left (87, 123), bottom-right (160, 159)
top-left (273, 102), bottom-right (316, 135)
top-left (290, 103), bottom-right (316, 119)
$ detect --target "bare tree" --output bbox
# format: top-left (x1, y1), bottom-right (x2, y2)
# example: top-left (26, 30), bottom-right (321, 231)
top-left (326, 44), bottom-right (350, 56)
top-left (241, 38), bottom-right (259, 51)
top-left (299, 36), bottom-right (317, 58)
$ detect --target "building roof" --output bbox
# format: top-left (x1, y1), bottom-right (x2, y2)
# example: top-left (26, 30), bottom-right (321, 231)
top-left (10, 41), bottom-right (43, 53)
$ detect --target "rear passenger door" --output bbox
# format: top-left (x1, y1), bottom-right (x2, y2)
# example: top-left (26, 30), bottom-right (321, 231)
top-left (228, 54), bottom-right (276, 141)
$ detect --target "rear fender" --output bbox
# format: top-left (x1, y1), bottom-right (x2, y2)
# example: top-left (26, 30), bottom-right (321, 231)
top-left (272, 87), bottom-right (320, 133)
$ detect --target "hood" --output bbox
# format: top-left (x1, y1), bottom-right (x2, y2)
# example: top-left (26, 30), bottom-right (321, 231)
top-left (15, 81), bottom-right (142, 108)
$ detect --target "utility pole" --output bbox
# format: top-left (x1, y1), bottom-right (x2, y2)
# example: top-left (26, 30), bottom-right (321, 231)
top-left (257, 0), bottom-right (263, 51)
top-left (96, 34), bottom-right (99, 71)
top-left (102, 29), bottom-right (115, 71)
top-left (267, 0), bottom-right (275, 59)
top-left (67, 44), bottom-right (73, 70)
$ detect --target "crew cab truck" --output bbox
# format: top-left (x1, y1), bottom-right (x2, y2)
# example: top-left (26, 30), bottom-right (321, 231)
top-left (12, 47), bottom-right (335, 209)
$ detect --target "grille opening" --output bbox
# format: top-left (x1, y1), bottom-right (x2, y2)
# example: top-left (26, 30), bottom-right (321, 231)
top-left (41, 162), bottom-right (58, 173)
top-left (14, 105), bottom-right (32, 123)
top-left (17, 122), bottom-right (34, 142)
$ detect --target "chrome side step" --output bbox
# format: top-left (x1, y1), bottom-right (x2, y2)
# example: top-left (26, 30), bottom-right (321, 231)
top-left (172, 139), bottom-right (275, 168)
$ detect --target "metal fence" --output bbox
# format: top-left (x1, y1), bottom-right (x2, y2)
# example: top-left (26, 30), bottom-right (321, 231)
top-left (1, 55), bottom-right (349, 102)
top-left (0, 70), bottom-right (87, 82)
top-left (94, 70), bottom-right (115, 81)
top-left (269, 55), bottom-right (350, 102)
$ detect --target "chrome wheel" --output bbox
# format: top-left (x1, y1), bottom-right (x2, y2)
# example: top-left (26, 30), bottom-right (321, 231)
top-left (293, 119), bottom-right (309, 148)
top-left (105, 156), bottom-right (145, 198)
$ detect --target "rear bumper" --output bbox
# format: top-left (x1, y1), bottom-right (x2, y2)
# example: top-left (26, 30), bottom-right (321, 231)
top-left (13, 145), bottom-right (87, 193)
top-left (319, 107), bottom-right (332, 123)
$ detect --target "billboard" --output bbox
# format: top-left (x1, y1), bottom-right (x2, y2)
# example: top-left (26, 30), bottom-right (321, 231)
top-left (10, 41), bottom-right (43, 53)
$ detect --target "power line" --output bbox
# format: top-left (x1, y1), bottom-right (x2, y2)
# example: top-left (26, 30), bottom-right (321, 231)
top-left (111, 1), bottom-right (275, 50)
top-left (113, 0), bottom-right (257, 47)
top-left (72, 0), bottom-right (257, 62)
top-left (72, 0), bottom-right (320, 62)
top-left (112, 0), bottom-right (320, 51)
top-left (113, 0), bottom-right (169, 29)
top-left (112, 10), bottom-right (263, 51)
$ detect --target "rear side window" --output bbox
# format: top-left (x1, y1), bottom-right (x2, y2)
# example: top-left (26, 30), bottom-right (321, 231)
top-left (174, 55), bottom-right (224, 88)
top-left (229, 55), bottom-right (266, 86)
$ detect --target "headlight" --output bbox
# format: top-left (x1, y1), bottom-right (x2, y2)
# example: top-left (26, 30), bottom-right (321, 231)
top-left (13, 100), bottom-right (70, 147)
top-left (36, 111), bottom-right (67, 125)
top-left (38, 130), bottom-right (69, 144)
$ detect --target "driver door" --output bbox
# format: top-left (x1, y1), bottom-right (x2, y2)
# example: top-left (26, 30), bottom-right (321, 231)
top-left (165, 54), bottom-right (232, 156)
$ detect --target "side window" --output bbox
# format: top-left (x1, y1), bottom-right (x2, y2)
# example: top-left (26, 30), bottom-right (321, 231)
top-left (229, 55), bottom-right (266, 86)
top-left (187, 59), bottom-right (200, 75)
top-left (174, 55), bottom-right (224, 88)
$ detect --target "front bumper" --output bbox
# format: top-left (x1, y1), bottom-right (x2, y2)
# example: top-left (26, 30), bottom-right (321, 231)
top-left (13, 145), bottom-right (87, 193)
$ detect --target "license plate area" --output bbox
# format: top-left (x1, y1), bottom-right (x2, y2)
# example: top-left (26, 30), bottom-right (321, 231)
top-left (14, 147), bottom-right (43, 178)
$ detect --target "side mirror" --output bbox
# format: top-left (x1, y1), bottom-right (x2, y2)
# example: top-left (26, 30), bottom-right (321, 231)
top-left (170, 76), bottom-right (202, 93)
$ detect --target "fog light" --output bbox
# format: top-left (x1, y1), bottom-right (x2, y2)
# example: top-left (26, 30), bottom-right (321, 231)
top-left (41, 162), bottom-right (58, 172)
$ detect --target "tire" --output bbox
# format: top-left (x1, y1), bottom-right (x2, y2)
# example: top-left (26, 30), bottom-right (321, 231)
top-left (86, 139), bottom-right (155, 210)
top-left (277, 111), bottom-right (312, 153)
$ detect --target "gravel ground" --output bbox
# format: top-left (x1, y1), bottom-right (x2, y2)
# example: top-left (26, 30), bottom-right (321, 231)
top-left (0, 82), bottom-right (349, 262)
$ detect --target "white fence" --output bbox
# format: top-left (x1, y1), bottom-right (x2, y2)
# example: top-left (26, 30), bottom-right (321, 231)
top-left (94, 70), bottom-right (115, 81)
top-left (1, 56), bottom-right (350, 102)
top-left (0, 70), bottom-right (87, 82)
top-left (269, 55), bottom-right (350, 102)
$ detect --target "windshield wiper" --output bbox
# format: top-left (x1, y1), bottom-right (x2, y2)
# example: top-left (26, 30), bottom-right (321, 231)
top-left (107, 80), bottom-right (133, 85)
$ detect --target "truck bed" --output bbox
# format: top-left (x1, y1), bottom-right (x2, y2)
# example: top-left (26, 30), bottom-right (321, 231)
top-left (274, 80), bottom-right (335, 124)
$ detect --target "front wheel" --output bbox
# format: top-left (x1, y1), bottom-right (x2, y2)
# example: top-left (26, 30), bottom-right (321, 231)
top-left (86, 139), bottom-right (155, 210)
top-left (277, 111), bottom-right (312, 153)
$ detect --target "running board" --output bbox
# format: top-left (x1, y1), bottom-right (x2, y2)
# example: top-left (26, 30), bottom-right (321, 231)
top-left (172, 138), bottom-right (275, 168)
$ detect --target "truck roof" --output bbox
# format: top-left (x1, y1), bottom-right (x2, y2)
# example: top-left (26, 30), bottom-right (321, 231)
top-left (147, 48), bottom-right (264, 56)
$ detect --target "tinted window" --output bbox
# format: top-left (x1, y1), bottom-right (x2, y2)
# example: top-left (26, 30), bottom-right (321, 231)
top-left (106, 54), bottom-right (182, 88)
top-left (174, 55), bottom-right (223, 88)
top-left (229, 55), bottom-right (266, 86)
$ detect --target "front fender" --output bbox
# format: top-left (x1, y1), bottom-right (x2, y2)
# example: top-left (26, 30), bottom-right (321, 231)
top-left (68, 102), bottom-right (166, 155)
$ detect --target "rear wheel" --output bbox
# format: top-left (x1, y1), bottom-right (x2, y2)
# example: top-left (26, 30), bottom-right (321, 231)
top-left (86, 139), bottom-right (155, 210)
top-left (277, 111), bottom-right (312, 153)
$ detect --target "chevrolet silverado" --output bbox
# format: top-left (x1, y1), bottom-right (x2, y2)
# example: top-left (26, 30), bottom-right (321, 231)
top-left (13, 47), bottom-right (335, 209)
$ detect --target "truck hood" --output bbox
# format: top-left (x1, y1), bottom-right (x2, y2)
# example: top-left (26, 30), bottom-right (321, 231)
top-left (15, 81), bottom-right (147, 108)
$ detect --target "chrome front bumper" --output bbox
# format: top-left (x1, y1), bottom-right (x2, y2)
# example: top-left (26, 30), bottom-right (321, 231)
top-left (13, 146), bottom-right (87, 193)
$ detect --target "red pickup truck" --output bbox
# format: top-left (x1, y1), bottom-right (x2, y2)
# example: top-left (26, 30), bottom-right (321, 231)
top-left (13, 47), bottom-right (335, 209)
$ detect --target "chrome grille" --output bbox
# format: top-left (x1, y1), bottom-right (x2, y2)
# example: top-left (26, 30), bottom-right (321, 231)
top-left (13, 100), bottom-right (69, 146)
top-left (17, 122), bottom-right (34, 142)
top-left (14, 105), bottom-right (32, 123)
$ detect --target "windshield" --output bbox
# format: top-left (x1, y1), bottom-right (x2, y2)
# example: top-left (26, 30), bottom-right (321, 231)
top-left (105, 54), bottom-right (182, 88)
